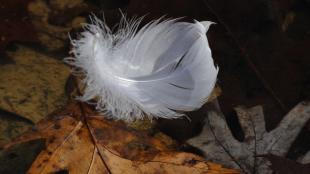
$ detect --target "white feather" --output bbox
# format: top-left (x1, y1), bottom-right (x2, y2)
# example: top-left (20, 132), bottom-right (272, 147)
top-left (66, 15), bottom-right (218, 121)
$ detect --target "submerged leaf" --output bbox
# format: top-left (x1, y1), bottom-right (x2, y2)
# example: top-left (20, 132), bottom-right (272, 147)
top-left (0, 46), bottom-right (70, 123)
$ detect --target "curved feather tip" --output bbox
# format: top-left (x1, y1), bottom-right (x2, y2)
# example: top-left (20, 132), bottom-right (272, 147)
top-left (66, 15), bottom-right (218, 121)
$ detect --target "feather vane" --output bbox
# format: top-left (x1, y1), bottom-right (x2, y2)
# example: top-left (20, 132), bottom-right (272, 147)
top-left (66, 16), bottom-right (218, 121)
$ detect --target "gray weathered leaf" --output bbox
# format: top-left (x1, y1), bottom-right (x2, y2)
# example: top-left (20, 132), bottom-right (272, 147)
top-left (188, 101), bottom-right (310, 174)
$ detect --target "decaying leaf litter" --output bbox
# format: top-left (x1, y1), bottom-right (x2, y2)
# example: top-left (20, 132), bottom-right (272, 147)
top-left (0, 0), bottom-right (36, 58)
top-left (0, 0), bottom-right (310, 173)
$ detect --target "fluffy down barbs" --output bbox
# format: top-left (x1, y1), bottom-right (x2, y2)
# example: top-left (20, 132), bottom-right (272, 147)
top-left (66, 16), bottom-right (218, 121)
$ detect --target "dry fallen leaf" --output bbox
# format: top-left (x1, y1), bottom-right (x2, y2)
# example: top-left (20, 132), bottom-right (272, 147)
top-left (188, 101), bottom-right (310, 174)
top-left (3, 102), bottom-right (239, 174)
